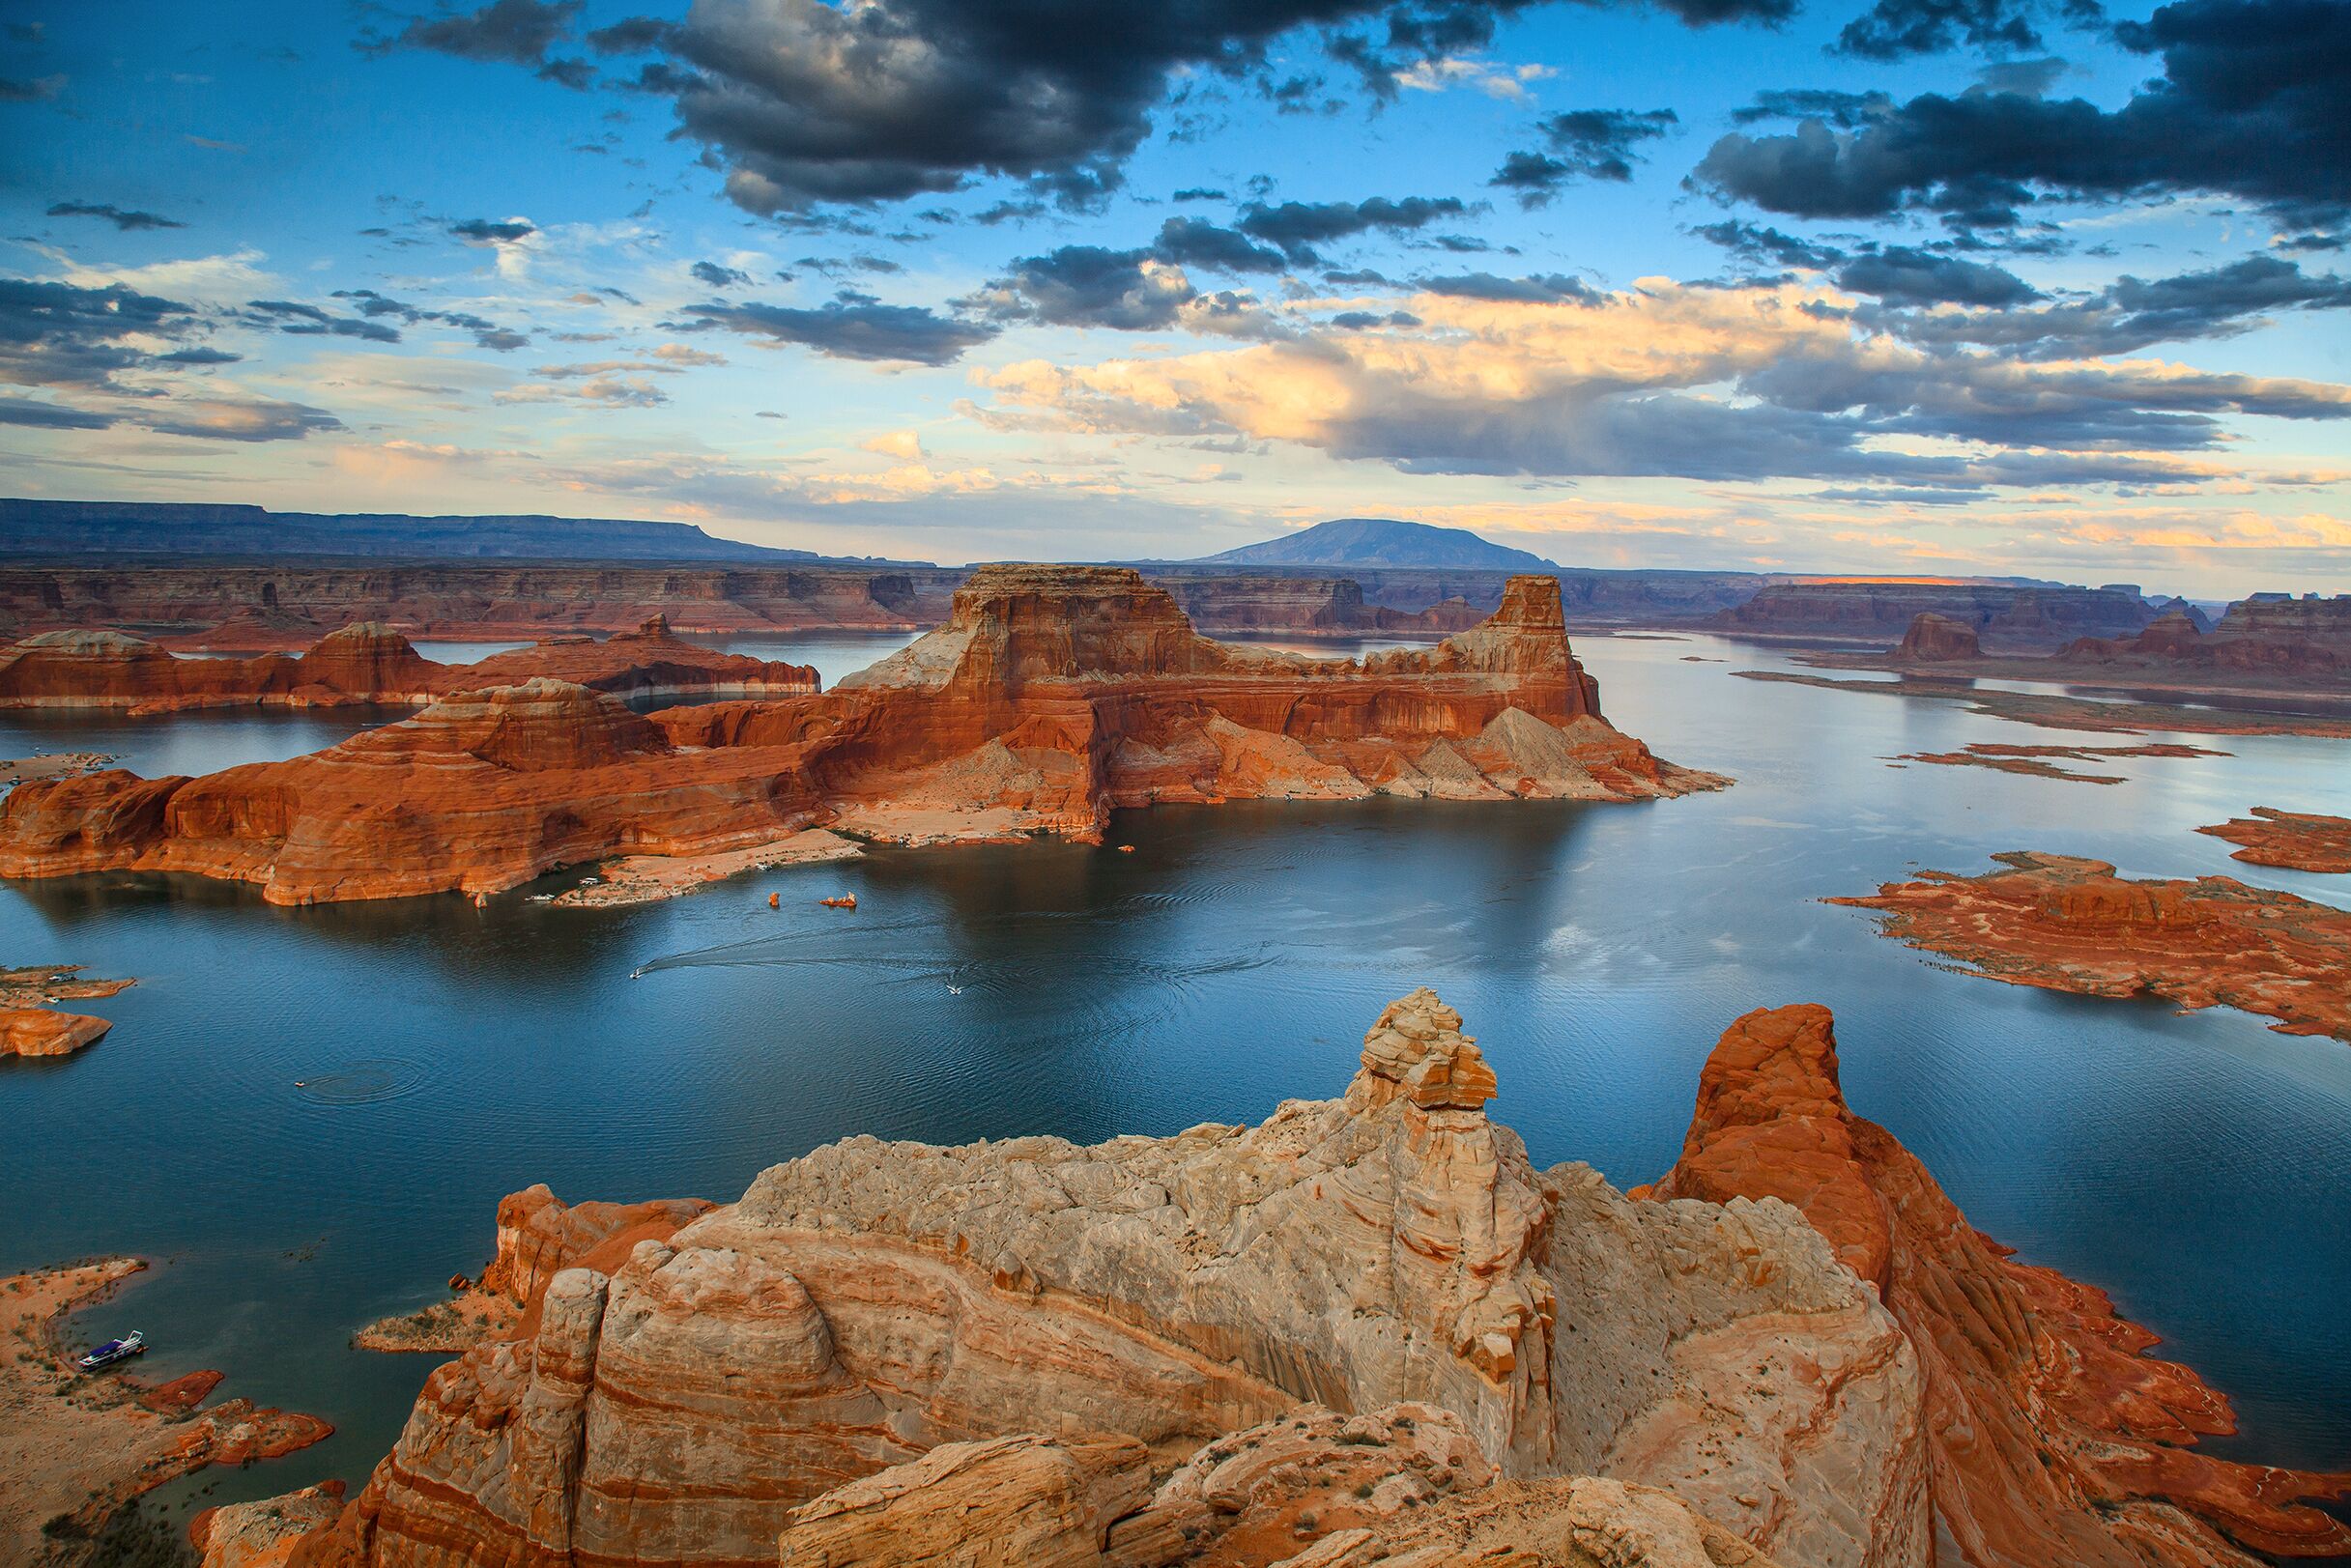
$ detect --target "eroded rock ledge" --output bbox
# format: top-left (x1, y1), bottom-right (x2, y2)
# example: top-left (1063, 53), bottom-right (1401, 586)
top-left (0, 567), bottom-right (1726, 905)
top-left (1831, 850), bottom-right (2351, 1041)
top-left (2196, 808), bottom-right (2351, 874)
top-left (1638, 1004), bottom-right (2351, 1567)
top-left (287, 989), bottom-right (1926, 1568)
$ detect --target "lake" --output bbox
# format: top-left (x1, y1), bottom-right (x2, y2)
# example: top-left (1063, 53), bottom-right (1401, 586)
top-left (2, 630), bottom-right (2346, 1526)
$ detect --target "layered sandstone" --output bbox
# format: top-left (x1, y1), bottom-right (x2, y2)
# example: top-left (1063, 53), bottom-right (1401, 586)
top-left (0, 615), bottom-right (817, 714)
top-left (0, 962), bottom-right (132, 1059)
top-left (193, 1483), bottom-right (347, 1568)
top-left (2196, 808), bottom-right (2351, 873)
top-left (289, 990), bottom-right (1928, 1568)
top-left (1831, 851), bottom-right (2351, 1041)
top-left (1893, 612), bottom-right (1979, 662)
top-left (0, 569), bottom-right (1723, 904)
top-left (1715, 582), bottom-right (2172, 649)
top-left (1641, 1004), bottom-right (2351, 1567)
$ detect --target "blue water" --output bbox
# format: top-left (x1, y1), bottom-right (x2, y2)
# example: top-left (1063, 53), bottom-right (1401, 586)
top-left (1, 633), bottom-right (2346, 1530)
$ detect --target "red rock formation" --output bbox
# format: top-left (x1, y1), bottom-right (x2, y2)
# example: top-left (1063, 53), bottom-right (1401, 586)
top-left (1893, 611), bottom-right (1980, 662)
top-left (288, 990), bottom-right (1927, 1568)
top-left (0, 617), bottom-right (817, 714)
top-left (1717, 581), bottom-right (2169, 649)
top-left (1641, 1004), bottom-right (2351, 1568)
top-left (0, 962), bottom-right (133, 1058)
top-left (2197, 808), bottom-right (2351, 873)
top-left (193, 1481), bottom-right (346, 1568)
top-left (0, 568), bottom-right (1723, 904)
top-left (1888, 742), bottom-right (2224, 784)
top-left (1830, 851), bottom-right (2351, 1040)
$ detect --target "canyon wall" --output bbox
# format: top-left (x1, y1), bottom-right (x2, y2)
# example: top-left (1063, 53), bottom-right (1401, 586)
top-left (1717, 582), bottom-right (2184, 649)
top-left (0, 568), bottom-right (1724, 904)
top-left (288, 989), bottom-right (1930, 1568)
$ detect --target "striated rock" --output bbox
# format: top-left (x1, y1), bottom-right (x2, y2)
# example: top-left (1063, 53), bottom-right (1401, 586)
top-left (1893, 612), bottom-right (1979, 662)
top-left (0, 569), bottom-right (1722, 904)
top-left (292, 990), bottom-right (1927, 1568)
top-left (2196, 807), bottom-right (2351, 873)
top-left (1641, 1004), bottom-right (2351, 1568)
top-left (0, 962), bottom-right (134, 1059)
top-left (1716, 582), bottom-right (2169, 650)
top-left (0, 618), bottom-right (817, 714)
top-left (192, 1482), bottom-right (346, 1568)
top-left (1831, 850), bottom-right (2351, 1041)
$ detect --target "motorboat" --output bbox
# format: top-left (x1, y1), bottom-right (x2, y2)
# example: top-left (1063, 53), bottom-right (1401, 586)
top-left (76, 1330), bottom-right (145, 1371)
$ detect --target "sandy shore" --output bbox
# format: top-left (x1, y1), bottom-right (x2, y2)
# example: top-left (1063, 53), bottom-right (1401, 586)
top-left (549, 828), bottom-right (862, 907)
top-left (0, 752), bottom-right (117, 786)
top-left (0, 1260), bottom-right (330, 1562)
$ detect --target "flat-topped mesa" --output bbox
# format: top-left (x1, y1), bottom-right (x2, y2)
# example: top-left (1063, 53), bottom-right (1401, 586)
top-left (1643, 1005), bottom-right (2351, 1568)
top-left (288, 990), bottom-right (1929, 1568)
top-left (0, 619), bottom-right (817, 713)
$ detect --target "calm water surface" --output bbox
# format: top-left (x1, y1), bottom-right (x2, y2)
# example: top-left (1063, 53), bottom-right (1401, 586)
top-left (2, 632), bottom-right (2347, 1525)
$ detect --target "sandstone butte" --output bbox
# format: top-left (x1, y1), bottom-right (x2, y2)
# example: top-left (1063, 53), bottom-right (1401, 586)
top-left (279, 989), bottom-right (1927, 1568)
top-left (0, 567), bottom-right (1727, 905)
top-left (2196, 808), bottom-right (2351, 874)
top-left (1830, 850), bottom-right (2351, 1041)
top-left (1892, 611), bottom-right (1981, 663)
top-left (1636, 1004), bottom-right (2351, 1568)
top-left (0, 613), bottom-right (819, 715)
top-left (0, 961), bottom-right (133, 1059)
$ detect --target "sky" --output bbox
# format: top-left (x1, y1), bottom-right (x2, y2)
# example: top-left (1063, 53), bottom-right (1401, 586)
top-left (0, 0), bottom-right (2345, 594)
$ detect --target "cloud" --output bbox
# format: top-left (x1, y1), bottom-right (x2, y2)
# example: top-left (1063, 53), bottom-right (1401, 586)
top-left (329, 288), bottom-right (529, 351)
top-left (971, 246), bottom-right (1199, 330)
top-left (494, 375), bottom-right (668, 407)
top-left (1392, 56), bottom-right (1555, 100)
top-left (593, 0), bottom-right (1783, 214)
top-left (1729, 89), bottom-right (1894, 128)
top-left (1695, 0), bottom-right (2351, 227)
top-left (1416, 271), bottom-right (1596, 302)
top-left (1152, 217), bottom-right (1287, 273)
top-left (862, 429), bottom-right (924, 460)
top-left (0, 395), bottom-right (112, 429)
top-left (448, 216), bottom-right (536, 243)
top-left (691, 260), bottom-right (753, 288)
top-left (978, 277), bottom-right (2351, 486)
top-left (359, 0), bottom-right (592, 86)
top-left (46, 201), bottom-right (186, 232)
top-left (244, 298), bottom-right (403, 343)
top-left (679, 298), bottom-right (998, 364)
top-left (1833, 245), bottom-right (2042, 305)
top-left (0, 74), bottom-right (65, 102)
top-left (1833, 0), bottom-right (2103, 60)
top-left (0, 276), bottom-right (198, 389)
top-left (1691, 219), bottom-right (1847, 271)
top-left (1234, 196), bottom-right (1469, 263)
top-left (138, 395), bottom-right (343, 442)
top-left (1490, 109), bottom-right (1677, 205)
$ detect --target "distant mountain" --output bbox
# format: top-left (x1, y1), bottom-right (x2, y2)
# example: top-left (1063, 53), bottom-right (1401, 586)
top-left (1197, 517), bottom-right (1560, 572)
top-left (0, 499), bottom-right (931, 566)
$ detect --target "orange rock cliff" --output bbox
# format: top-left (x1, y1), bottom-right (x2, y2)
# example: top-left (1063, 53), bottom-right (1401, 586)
top-left (0, 613), bottom-right (818, 714)
top-left (0, 566), bottom-right (1726, 904)
top-left (285, 989), bottom-right (1926, 1568)
top-left (1638, 1004), bottom-right (2351, 1567)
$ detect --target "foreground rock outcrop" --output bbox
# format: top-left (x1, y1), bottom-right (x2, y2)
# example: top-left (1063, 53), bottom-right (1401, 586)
top-left (0, 568), bottom-right (1724, 904)
top-left (1831, 851), bottom-right (2351, 1041)
top-left (286, 990), bottom-right (1928, 1568)
top-left (1639, 1004), bottom-right (2351, 1567)
top-left (2196, 808), bottom-right (2351, 873)
top-left (0, 615), bottom-right (818, 714)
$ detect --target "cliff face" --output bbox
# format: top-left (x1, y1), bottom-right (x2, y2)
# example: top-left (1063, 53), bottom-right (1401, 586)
top-left (1718, 582), bottom-right (2170, 650)
top-left (0, 568), bottom-right (1722, 903)
top-left (1641, 1005), bottom-right (2351, 1568)
top-left (1893, 612), bottom-right (1980, 662)
top-left (290, 990), bottom-right (1929, 1568)
top-left (2061, 597), bottom-right (2349, 678)
top-left (0, 616), bottom-right (819, 713)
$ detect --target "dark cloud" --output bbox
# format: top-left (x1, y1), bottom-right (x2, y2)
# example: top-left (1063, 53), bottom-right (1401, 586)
top-left (592, 0), bottom-right (1782, 214)
top-left (1833, 0), bottom-right (2102, 61)
top-left (359, 0), bottom-right (589, 86)
top-left (244, 299), bottom-right (404, 343)
top-left (971, 244), bottom-right (1196, 330)
top-left (0, 74), bottom-right (66, 101)
top-left (680, 299), bottom-right (999, 364)
top-left (0, 396), bottom-right (111, 430)
top-left (1730, 89), bottom-right (1894, 128)
top-left (448, 216), bottom-right (536, 242)
top-left (155, 347), bottom-right (242, 365)
top-left (1691, 218), bottom-right (1848, 270)
top-left (1833, 244), bottom-right (2042, 305)
top-left (1234, 195), bottom-right (1469, 263)
top-left (691, 260), bottom-right (753, 288)
top-left (1172, 187), bottom-right (1229, 202)
top-left (1417, 271), bottom-right (1597, 302)
top-left (327, 288), bottom-right (529, 350)
top-left (2280, 232), bottom-right (2346, 252)
top-left (587, 15), bottom-right (672, 52)
top-left (1490, 109), bottom-right (1677, 205)
top-left (1695, 0), bottom-right (2351, 226)
top-left (139, 396), bottom-right (343, 442)
top-left (45, 201), bottom-right (186, 233)
top-left (0, 277), bottom-right (197, 389)
top-left (1152, 216), bottom-right (1286, 272)
top-left (1868, 253), bottom-right (2351, 356)
top-left (1329, 310), bottom-right (1422, 328)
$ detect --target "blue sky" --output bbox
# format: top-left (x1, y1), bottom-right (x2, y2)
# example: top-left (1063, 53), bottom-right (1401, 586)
top-left (1, 0), bottom-right (2345, 593)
